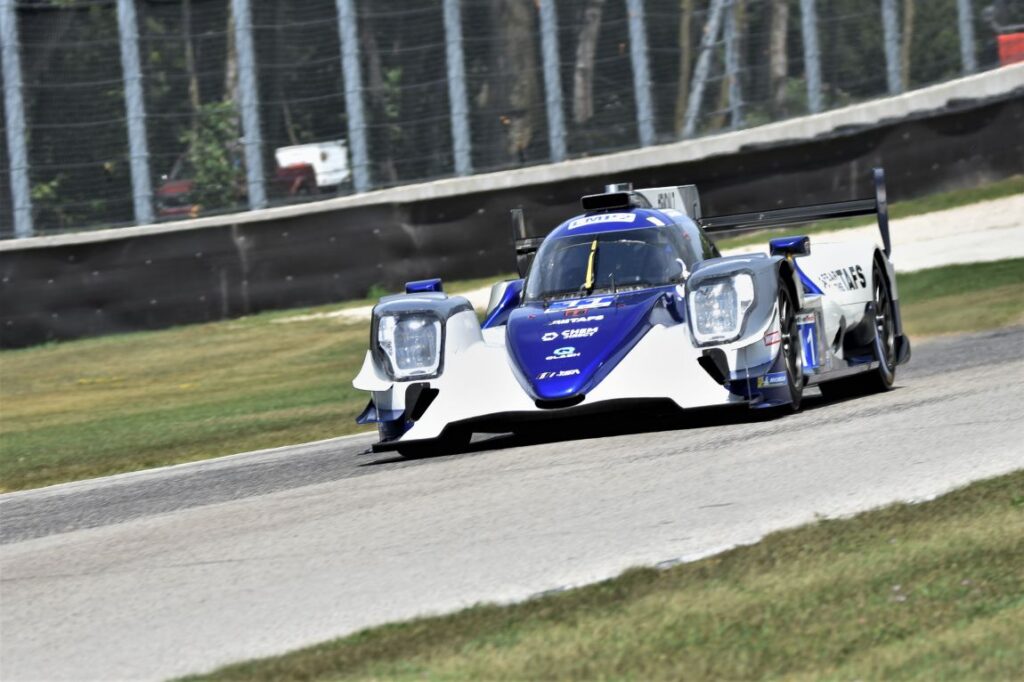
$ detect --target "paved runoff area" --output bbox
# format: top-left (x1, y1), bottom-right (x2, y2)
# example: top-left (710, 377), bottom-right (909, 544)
top-left (2, 326), bottom-right (1023, 681)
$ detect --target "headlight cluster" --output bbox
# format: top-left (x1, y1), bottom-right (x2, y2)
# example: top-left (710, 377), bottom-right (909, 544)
top-left (688, 273), bottom-right (755, 345)
top-left (376, 313), bottom-right (442, 380)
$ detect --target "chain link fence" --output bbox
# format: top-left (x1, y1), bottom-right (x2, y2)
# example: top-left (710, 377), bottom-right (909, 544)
top-left (2, 0), bottom-right (1021, 238)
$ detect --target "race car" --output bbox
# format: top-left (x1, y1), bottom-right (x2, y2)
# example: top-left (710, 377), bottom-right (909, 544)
top-left (353, 168), bottom-right (911, 457)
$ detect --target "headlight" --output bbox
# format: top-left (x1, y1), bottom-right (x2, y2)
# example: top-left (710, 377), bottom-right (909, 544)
top-left (376, 313), bottom-right (443, 380)
top-left (688, 273), bottom-right (755, 345)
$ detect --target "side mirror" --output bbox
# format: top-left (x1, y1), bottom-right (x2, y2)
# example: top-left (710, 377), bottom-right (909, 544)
top-left (769, 236), bottom-right (811, 258)
top-left (674, 258), bottom-right (690, 281)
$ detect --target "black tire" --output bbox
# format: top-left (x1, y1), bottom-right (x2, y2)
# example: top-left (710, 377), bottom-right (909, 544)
top-left (820, 262), bottom-right (897, 400)
top-left (777, 283), bottom-right (804, 411)
top-left (395, 428), bottom-right (472, 459)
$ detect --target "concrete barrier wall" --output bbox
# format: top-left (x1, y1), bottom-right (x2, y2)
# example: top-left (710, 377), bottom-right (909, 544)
top-left (2, 70), bottom-right (1022, 349)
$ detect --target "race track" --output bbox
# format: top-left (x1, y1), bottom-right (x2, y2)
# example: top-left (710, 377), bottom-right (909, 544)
top-left (2, 326), bottom-right (1023, 681)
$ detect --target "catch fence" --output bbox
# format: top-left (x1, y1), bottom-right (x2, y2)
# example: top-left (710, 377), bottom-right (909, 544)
top-left (1, 0), bottom-right (1020, 238)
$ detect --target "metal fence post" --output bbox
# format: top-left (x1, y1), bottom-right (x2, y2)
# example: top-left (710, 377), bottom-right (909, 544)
top-left (723, 0), bottom-right (743, 129)
top-left (116, 0), bottom-right (154, 226)
top-left (682, 0), bottom-right (727, 138)
top-left (538, 0), bottom-right (566, 162)
top-left (443, 0), bottom-right (472, 176)
top-left (336, 0), bottom-right (370, 193)
top-left (881, 0), bottom-right (902, 94)
top-left (626, 0), bottom-right (654, 146)
top-left (799, 0), bottom-right (823, 114)
top-left (956, 0), bottom-right (977, 75)
top-left (1, 0), bottom-right (32, 238)
top-left (230, 0), bottom-right (266, 209)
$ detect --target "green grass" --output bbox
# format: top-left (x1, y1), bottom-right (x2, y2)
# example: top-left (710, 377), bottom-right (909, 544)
top-left (1, 259), bottom-right (1021, 492)
top-left (181, 471), bottom-right (1024, 681)
top-left (897, 259), bottom-right (1024, 336)
top-left (713, 175), bottom-right (1024, 250)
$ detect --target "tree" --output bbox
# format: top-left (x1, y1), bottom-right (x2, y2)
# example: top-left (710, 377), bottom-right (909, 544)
top-left (573, 0), bottom-right (606, 124)
top-left (673, 0), bottom-right (696, 136)
top-left (901, 0), bottom-right (915, 88)
top-left (769, 0), bottom-right (789, 118)
top-left (493, 0), bottom-right (540, 163)
top-left (181, 101), bottom-right (242, 210)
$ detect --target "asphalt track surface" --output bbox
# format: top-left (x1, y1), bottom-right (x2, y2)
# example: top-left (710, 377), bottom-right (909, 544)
top-left (2, 326), bottom-right (1023, 681)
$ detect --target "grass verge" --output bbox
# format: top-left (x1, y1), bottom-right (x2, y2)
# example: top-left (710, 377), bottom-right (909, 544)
top-left (181, 470), bottom-right (1024, 681)
top-left (713, 174), bottom-right (1023, 250)
top-left (1, 258), bottom-right (1021, 492)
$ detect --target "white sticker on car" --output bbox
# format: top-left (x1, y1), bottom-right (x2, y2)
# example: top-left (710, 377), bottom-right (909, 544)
top-left (545, 346), bottom-right (581, 361)
top-left (537, 369), bottom-right (581, 380)
top-left (566, 213), bottom-right (637, 230)
top-left (546, 296), bottom-right (614, 313)
top-left (548, 314), bottom-right (605, 326)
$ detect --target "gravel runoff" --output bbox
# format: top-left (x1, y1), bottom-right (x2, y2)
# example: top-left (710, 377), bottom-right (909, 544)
top-left (275, 193), bottom-right (1024, 324)
top-left (2, 326), bottom-right (1022, 681)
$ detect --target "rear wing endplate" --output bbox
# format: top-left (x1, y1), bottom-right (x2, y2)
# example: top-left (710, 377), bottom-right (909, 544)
top-left (698, 168), bottom-right (892, 256)
top-left (511, 207), bottom-right (544, 278)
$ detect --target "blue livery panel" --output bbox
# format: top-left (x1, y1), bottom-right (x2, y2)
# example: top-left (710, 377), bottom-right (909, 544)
top-left (505, 290), bottom-right (667, 401)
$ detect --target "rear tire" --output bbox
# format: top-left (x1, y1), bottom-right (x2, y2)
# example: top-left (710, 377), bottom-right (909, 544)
top-left (820, 262), bottom-right (897, 400)
top-left (778, 283), bottom-right (804, 412)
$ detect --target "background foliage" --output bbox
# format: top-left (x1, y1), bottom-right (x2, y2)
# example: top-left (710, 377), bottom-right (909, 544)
top-left (0, 0), bottom-right (1014, 236)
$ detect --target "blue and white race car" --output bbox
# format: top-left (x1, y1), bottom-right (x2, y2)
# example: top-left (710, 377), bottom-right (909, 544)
top-left (353, 169), bottom-right (911, 457)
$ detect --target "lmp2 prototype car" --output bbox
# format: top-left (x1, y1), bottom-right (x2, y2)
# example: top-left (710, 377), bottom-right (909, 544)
top-left (353, 168), bottom-right (911, 457)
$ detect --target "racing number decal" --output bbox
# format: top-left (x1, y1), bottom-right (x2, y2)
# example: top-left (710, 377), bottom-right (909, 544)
top-left (802, 325), bottom-right (817, 368)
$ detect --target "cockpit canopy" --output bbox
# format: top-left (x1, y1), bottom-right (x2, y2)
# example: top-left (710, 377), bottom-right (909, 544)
top-left (525, 223), bottom-right (703, 301)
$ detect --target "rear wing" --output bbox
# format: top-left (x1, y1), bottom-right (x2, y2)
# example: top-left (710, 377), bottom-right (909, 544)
top-left (698, 167), bottom-right (892, 256)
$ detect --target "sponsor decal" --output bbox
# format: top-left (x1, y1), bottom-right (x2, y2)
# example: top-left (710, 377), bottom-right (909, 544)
top-left (542, 327), bottom-right (599, 341)
top-left (653, 192), bottom-right (677, 209)
top-left (559, 327), bottom-right (599, 339)
top-left (545, 346), bottom-right (581, 361)
top-left (566, 213), bottom-right (636, 230)
top-left (819, 264), bottom-right (866, 292)
top-left (548, 314), bottom-right (605, 326)
top-left (756, 372), bottom-right (788, 388)
top-left (536, 369), bottom-right (581, 380)
top-left (547, 296), bottom-right (614, 314)
top-left (763, 330), bottom-right (781, 346)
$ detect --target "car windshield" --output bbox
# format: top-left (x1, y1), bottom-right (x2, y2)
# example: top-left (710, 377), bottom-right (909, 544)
top-left (525, 225), bottom-right (699, 301)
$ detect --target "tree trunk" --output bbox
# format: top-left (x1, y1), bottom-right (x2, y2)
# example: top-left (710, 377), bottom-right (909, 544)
top-left (497, 0), bottom-right (540, 162)
top-left (900, 0), bottom-right (914, 88)
top-left (224, 6), bottom-right (238, 105)
top-left (673, 0), bottom-right (695, 136)
top-left (360, 19), bottom-right (398, 184)
top-left (710, 0), bottom-right (744, 131)
top-left (573, 0), bottom-right (606, 124)
top-left (182, 0), bottom-right (202, 121)
top-left (768, 0), bottom-right (788, 118)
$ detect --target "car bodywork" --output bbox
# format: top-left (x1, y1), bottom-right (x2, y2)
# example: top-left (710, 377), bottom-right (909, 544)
top-left (353, 169), bottom-right (911, 454)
